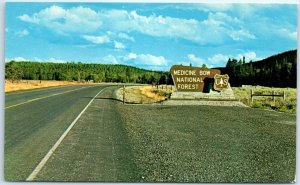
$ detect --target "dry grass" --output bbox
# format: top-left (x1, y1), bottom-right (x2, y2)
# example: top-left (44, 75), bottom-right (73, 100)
top-left (232, 86), bottom-right (296, 114)
top-left (5, 80), bottom-right (84, 92)
top-left (117, 85), bottom-right (170, 104)
top-left (140, 86), bottom-right (167, 101)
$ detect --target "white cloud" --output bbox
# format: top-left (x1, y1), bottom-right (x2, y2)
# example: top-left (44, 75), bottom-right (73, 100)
top-left (47, 58), bottom-right (68, 63)
top-left (125, 11), bottom-right (199, 40)
top-left (177, 61), bottom-right (192, 66)
top-left (230, 29), bottom-right (256, 41)
top-left (15, 6), bottom-right (218, 44)
top-left (137, 54), bottom-right (167, 66)
top-left (16, 29), bottom-right (29, 37)
top-left (187, 54), bottom-right (206, 66)
top-left (17, 5), bottom-right (262, 45)
top-left (207, 51), bottom-right (261, 67)
top-left (34, 57), bottom-right (43, 61)
top-left (118, 33), bottom-right (135, 42)
top-left (278, 28), bottom-right (297, 40)
top-left (102, 55), bottom-right (119, 64)
top-left (196, 4), bottom-right (234, 12)
top-left (208, 54), bottom-right (230, 66)
top-left (203, 12), bottom-right (256, 43)
top-left (5, 57), bottom-right (30, 62)
top-left (19, 5), bottom-right (102, 34)
top-left (5, 57), bottom-right (68, 63)
top-left (176, 51), bottom-right (261, 68)
top-left (18, 14), bottom-right (39, 23)
top-left (205, 12), bottom-right (241, 26)
top-left (127, 53), bottom-right (137, 60)
top-left (82, 32), bottom-right (133, 48)
top-left (100, 9), bottom-right (202, 43)
top-left (83, 35), bottom-right (110, 44)
top-left (124, 53), bottom-right (167, 67)
top-left (236, 51), bottom-right (261, 61)
top-left (33, 57), bottom-right (67, 63)
top-left (290, 31), bottom-right (297, 40)
top-left (114, 41), bottom-right (125, 49)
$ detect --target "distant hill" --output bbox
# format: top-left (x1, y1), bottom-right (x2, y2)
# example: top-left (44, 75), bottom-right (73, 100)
top-left (5, 61), bottom-right (173, 84)
top-left (224, 49), bottom-right (297, 88)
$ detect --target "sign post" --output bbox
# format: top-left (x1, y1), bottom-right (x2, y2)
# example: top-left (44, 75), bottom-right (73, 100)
top-left (123, 85), bottom-right (125, 104)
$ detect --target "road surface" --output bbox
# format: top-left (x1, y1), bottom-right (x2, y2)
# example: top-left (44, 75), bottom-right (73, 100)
top-left (4, 84), bottom-right (296, 182)
top-left (5, 84), bottom-right (124, 181)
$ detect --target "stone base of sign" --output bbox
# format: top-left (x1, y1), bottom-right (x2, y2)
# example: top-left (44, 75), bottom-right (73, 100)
top-left (161, 100), bottom-right (247, 107)
top-left (170, 89), bottom-right (235, 100)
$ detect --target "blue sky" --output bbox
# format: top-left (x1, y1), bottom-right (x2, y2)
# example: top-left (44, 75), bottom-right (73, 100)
top-left (5, 3), bottom-right (297, 71)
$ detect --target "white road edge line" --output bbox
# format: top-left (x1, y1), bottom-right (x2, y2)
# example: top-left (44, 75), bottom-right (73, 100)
top-left (26, 87), bottom-right (108, 181)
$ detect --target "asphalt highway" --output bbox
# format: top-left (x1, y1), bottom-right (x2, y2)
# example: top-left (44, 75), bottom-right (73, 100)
top-left (5, 84), bottom-right (114, 180)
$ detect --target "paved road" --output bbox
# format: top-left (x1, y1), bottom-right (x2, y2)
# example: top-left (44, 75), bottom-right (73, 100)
top-left (5, 84), bottom-right (114, 181)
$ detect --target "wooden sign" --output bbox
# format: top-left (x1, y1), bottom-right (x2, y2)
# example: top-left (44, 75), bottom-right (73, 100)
top-left (213, 74), bottom-right (229, 91)
top-left (170, 65), bottom-right (221, 92)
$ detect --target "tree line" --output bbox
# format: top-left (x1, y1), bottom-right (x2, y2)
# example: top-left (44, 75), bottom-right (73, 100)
top-left (223, 49), bottom-right (296, 88)
top-left (5, 49), bottom-right (296, 88)
top-left (5, 61), bottom-right (174, 85)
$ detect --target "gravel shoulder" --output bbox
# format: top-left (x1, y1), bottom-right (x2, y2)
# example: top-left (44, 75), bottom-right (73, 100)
top-left (114, 86), bottom-right (295, 182)
top-left (117, 103), bottom-right (296, 183)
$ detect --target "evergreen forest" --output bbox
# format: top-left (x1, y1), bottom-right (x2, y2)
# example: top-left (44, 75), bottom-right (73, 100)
top-left (5, 61), bottom-right (173, 85)
top-left (5, 49), bottom-right (297, 88)
top-left (223, 49), bottom-right (296, 88)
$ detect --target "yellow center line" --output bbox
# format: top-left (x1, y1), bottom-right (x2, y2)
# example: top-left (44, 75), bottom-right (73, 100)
top-left (5, 86), bottom-right (90, 109)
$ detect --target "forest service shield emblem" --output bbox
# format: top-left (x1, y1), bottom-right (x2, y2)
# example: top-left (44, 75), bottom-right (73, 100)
top-left (214, 74), bottom-right (229, 91)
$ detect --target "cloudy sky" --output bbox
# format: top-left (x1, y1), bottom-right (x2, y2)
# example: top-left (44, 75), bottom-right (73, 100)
top-left (5, 3), bottom-right (297, 71)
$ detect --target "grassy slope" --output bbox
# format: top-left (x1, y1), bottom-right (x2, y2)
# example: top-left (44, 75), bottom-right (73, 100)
top-left (232, 86), bottom-right (296, 114)
top-left (117, 105), bottom-right (296, 183)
